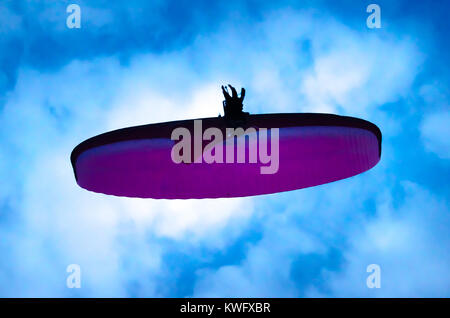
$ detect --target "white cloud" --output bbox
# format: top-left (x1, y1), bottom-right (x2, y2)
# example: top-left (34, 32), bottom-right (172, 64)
top-left (0, 7), bottom-right (434, 297)
top-left (192, 176), bottom-right (376, 297)
top-left (421, 111), bottom-right (450, 159)
top-left (300, 35), bottom-right (421, 115)
top-left (312, 182), bottom-right (450, 297)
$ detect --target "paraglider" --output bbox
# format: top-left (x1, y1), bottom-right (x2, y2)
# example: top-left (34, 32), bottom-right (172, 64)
top-left (71, 85), bottom-right (381, 199)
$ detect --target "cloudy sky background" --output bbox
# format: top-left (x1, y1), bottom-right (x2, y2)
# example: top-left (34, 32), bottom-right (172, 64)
top-left (0, 0), bottom-right (448, 297)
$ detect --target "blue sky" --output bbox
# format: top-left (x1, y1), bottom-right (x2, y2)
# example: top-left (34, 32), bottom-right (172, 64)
top-left (0, 0), bottom-right (449, 297)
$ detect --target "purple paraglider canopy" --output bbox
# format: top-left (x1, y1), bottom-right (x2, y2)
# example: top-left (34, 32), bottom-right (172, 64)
top-left (71, 113), bottom-right (381, 199)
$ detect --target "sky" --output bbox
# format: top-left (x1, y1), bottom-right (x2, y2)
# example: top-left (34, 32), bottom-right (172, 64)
top-left (0, 0), bottom-right (449, 297)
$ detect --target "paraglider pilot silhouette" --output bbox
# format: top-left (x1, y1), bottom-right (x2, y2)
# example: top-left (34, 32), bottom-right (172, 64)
top-left (221, 84), bottom-right (249, 122)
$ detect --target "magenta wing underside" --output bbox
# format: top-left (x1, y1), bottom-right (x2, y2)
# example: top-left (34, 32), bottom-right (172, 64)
top-left (74, 124), bottom-right (380, 199)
